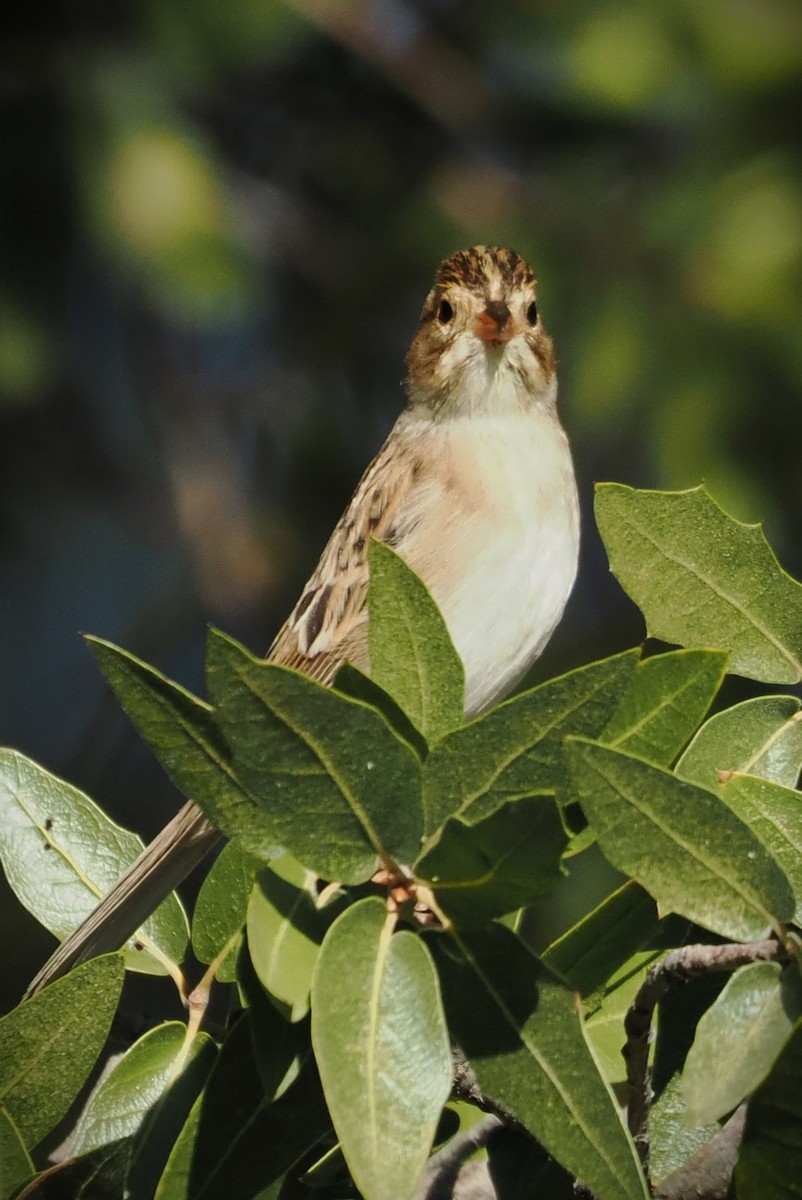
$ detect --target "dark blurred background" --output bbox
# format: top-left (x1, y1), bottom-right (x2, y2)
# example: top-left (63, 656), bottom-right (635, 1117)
top-left (2, 0), bottom-right (801, 997)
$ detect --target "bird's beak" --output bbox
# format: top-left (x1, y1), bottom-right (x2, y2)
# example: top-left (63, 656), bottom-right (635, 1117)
top-left (474, 299), bottom-right (515, 344)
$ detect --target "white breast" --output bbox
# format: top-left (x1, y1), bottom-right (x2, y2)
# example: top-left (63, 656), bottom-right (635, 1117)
top-left (414, 411), bottom-right (580, 716)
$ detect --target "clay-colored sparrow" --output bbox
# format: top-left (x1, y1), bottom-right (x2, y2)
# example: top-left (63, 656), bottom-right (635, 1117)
top-left (27, 246), bottom-right (579, 995)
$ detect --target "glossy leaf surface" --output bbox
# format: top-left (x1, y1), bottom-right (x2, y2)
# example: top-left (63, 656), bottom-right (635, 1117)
top-left (0, 955), bottom-right (124, 1148)
top-left (0, 749), bottom-right (188, 974)
top-left (677, 695), bottom-right (802, 791)
top-left (434, 925), bottom-right (648, 1200)
top-left (681, 962), bottom-right (802, 1125)
top-left (596, 484), bottom-right (802, 683)
top-left (207, 630), bottom-right (422, 882)
top-left (192, 841), bottom-right (262, 982)
top-left (71, 1023), bottom-right (216, 1156)
top-left (567, 739), bottom-right (793, 941)
top-left (312, 898), bottom-right (452, 1200)
top-left (368, 540), bottom-right (464, 742)
top-left (423, 650), bottom-right (639, 836)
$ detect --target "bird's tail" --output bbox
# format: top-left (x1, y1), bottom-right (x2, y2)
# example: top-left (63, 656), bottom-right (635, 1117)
top-left (25, 801), bottom-right (220, 998)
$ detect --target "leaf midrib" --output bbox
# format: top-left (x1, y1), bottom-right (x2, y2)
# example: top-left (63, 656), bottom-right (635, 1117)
top-left (619, 513), bottom-right (801, 676)
top-left (443, 674), bottom-right (621, 816)
top-left (455, 933), bottom-right (646, 1200)
top-left (584, 750), bottom-right (775, 932)
top-left (234, 663), bottom-right (388, 860)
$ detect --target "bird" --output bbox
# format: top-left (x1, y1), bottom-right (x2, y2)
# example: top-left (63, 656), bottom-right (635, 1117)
top-left (26, 245), bottom-right (580, 996)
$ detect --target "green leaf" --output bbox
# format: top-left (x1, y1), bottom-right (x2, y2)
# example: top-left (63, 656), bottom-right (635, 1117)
top-left (70, 1024), bottom-right (215, 1156)
top-left (566, 739), bottom-right (794, 941)
top-left (551, 896), bottom-right (686, 1088)
top-left (649, 1074), bottom-right (720, 1186)
top-left (156, 1020), bottom-right (329, 1200)
top-left (152, 1097), bottom-right (201, 1200)
top-left (735, 1016), bottom-right (802, 1198)
top-left (0, 954), bottom-right (124, 1147)
top-left (602, 649), bottom-right (728, 765)
top-left (720, 773), bottom-right (802, 925)
top-left (125, 1032), bottom-right (218, 1200)
top-left (0, 1107), bottom-right (34, 1197)
top-left (311, 897), bottom-right (452, 1200)
top-left (595, 484), bottom-right (802, 684)
top-left (432, 925), bottom-right (648, 1200)
top-left (423, 649), bottom-right (639, 836)
top-left (192, 841), bottom-right (262, 982)
top-left (334, 664), bottom-right (427, 759)
top-left (206, 629), bottom-right (422, 883)
top-left (415, 794), bottom-right (567, 926)
top-left (677, 695), bottom-right (802, 791)
top-left (16, 1139), bottom-right (132, 1199)
top-left (681, 962), bottom-right (802, 1126)
top-left (85, 636), bottom-right (274, 857)
top-left (584, 958), bottom-right (658, 1089)
top-left (368, 541), bottom-right (465, 742)
top-left (542, 881), bottom-right (660, 1005)
top-left (0, 749), bottom-right (189, 975)
top-left (237, 953), bottom-right (310, 1101)
top-left (247, 853), bottom-right (332, 1022)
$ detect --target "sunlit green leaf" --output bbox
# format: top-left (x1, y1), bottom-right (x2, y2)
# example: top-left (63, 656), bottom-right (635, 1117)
top-left (247, 853), bottom-right (331, 1022)
top-left (368, 540), bottom-right (464, 742)
top-left (311, 898), bottom-right (452, 1200)
top-left (433, 925), bottom-right (648, 1200)
top-left (602, 648), bottom-right (727, 765)
top-left (416, 794), bottom-right (566, 926)
top-left (0, 1107), bottom-right (34, 1197)
top-left (423, 649), bottom-right (638, 837)
top-left (86, 636), bottom-right (271, 857)
top-left (567, 739), bottom-right (794, 941)
top-left (595, 484), bottom-right (802, 683)
top-left (0, 749), bottom-right (187, 975)
top-left (71, 1024), bottom-right (215, 1156)
top-left (677, 695), bottom-right (802, 791)
top-left (720, 773), bottom-right (802, 925)
top-left (206, 629), bottom-right (422, 883)
top-left (192, 841), bottom-right (262, 982)
top-left (237, 953), bottom-right (310, 1102)
top-left (334, 664), bottom-right (426, 759)
top-left (649, 1074), bottom-right (720, 1187)
top-left (155, 1018), bottom-right (329, 1200)
top-left (0, 955), bottom-right (124, 1148)
top-left (584, 959), bottom-right (656, 1089)
top-left (125, 1031), bottom-right (218, 1200)
top-left (735, 1016), bottom-right (802, 1197)
top-left (682, 962), bottom-right (802, 1126)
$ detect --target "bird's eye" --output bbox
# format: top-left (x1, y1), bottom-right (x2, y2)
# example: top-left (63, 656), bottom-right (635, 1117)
top-left (526, 301), bottom-right (538, 326)
top-left (437, 299), bottom-right (454, 324)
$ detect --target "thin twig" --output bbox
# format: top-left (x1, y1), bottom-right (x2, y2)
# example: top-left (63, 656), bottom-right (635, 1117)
top-left (450, 1048), bottom-right (525, 1132)
top-left (416, 1115), bottom-right (502, 1200)
top-left (624, 938), bottom-right (785, 1171)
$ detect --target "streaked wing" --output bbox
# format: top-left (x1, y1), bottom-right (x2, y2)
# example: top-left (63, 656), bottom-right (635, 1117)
top-left (267, 430), bottom-right (423, 682)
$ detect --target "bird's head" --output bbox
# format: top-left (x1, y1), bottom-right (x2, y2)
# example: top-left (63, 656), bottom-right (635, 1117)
top-left (405, 246), bottom-right (557, 418)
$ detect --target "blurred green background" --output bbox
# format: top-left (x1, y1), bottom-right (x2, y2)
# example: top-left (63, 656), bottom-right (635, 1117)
top-left (2, 0), bottom-right (801, 992)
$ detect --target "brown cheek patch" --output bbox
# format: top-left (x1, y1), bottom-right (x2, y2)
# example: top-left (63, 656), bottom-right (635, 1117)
top-left (532, 333), bottom-right (556, 377)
